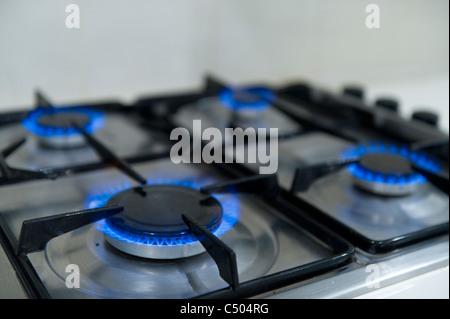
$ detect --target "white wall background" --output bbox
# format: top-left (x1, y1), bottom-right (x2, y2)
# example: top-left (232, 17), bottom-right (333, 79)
top-left (0, 0), bottom-right (448, 130)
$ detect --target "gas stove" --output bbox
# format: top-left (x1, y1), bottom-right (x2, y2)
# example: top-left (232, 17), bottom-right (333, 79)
top-left (0, 75), bottom-right (448, 300)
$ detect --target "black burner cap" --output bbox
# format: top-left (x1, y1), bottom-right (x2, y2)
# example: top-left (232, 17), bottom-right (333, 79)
top-left (359, 153), bottom-right (412, 176)
top-left (37, 112), bottom-right (91, 129)
top-left (105, 185), bottom-right (223, 237)
top-left (232, 90), bottom-right (262, 104)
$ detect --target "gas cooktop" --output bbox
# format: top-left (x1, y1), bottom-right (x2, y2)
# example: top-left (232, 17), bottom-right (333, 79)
top-left (0, 75), bottom-right (448, 300)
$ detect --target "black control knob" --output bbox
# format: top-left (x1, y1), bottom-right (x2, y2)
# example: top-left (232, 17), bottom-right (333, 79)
top-left (342, 86), bottom-right (364, 100)
top-left (412, 111), bottom-right (439, 127)
top-left (375, 98), bottom-right (399, 112)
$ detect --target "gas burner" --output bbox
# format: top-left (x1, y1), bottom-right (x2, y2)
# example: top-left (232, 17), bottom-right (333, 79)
top-left (22, 106), bottom-right (104, 148)
top-left (104, 185), bottom-right (222, 259)
top-left (86, 177), bottom-right (241, 259)
top-left (219, 86), bottom-right (273, 124)
top-left (344, 142), bottom-right (442, 196)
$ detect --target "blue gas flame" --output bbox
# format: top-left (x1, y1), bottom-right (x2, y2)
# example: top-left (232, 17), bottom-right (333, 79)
top-left (219, 86), bottom-right (274, 112)
top-left (86, 175), bottom-right (241, 247)
top-left (342, 141), bottom-right (441, 186)
top-left (22, 106), bottom-right (104, 137)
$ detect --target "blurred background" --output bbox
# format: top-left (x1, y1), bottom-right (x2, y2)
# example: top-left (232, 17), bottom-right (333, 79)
top-left (0, 0), bottom-right (448, 132)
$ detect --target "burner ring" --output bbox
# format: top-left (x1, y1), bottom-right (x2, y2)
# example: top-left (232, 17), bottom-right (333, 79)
top-left (103, 185), bottom-right (223, 259)
top-left (351, 153), bottom-right (423, 196)
top-left (219, 86), bottom-right (273, 113)
top-left (344, 142), bottom-right (441, 196)
top-left (22, 106), bottom-right (104, 148)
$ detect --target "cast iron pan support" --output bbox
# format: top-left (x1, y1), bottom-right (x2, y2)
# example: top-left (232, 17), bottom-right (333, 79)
top-left (182, 213), bottom-right (239, 291)
top-left (290, 158), bottom-right (358, 193)
top-left (186, 174), bottom-right (281, 291)
top-left (35, 90), bottom-right (54, 110)
top-left (0, 91), bottom-right (61, 185)
top-left (73, 124), bottom-right (147, 186)
top-left (16, 205), bottom-right (124, 256)
top-left (200, 173), bottom-right (280, 201)
top-left (410, 138), bottom-right (449, 195)
top-left (412, 163), bottom-right (449, 195)
top-left (0, 137), bottom-right (59, 185)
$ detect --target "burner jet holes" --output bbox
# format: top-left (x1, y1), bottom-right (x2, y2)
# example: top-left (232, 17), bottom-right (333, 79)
top-left (170, 120), bottom-right (278, 174)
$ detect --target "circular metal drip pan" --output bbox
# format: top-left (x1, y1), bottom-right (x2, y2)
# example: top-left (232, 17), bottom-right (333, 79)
top-left (45, 214), bottom-right (278, 298)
